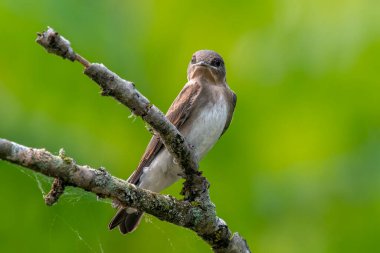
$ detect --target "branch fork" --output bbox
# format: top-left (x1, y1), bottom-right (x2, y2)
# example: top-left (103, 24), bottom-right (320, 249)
top-left (0, 27), bottom-right (250, 253)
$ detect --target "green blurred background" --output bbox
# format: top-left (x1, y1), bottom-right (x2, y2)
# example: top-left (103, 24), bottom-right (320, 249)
top-left (1, 0), bottom-right (379, 252)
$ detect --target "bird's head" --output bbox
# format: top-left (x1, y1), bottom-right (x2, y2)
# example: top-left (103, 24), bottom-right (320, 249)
top-left (187, 50), bottom-right (226, 83)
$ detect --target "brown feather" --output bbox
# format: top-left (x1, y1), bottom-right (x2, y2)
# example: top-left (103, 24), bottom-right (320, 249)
top-left (221, 89), bottom-right (237, 137)
top-left (108, 208), bottom-right (127, 229)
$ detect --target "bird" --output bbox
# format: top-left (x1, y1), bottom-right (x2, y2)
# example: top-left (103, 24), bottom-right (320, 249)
top-left (108, 50), bottom-right (237, 234)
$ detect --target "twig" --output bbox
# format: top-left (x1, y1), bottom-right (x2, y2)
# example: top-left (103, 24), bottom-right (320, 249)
top-left (44, 177), bottom-right (65, 206)
top-left (36, 27), bottom-right (90, 68)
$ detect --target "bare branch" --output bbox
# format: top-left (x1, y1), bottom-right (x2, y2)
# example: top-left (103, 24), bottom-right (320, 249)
top-left (0, 139), bottom-right (193, 224)
top-left (36, 27), bottom-right (90, 67)
top-left (0, 138), bottom-right (250, 252)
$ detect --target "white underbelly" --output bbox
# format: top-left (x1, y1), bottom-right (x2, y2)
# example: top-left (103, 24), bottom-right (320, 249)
top-left (187, 97), bottom-right (228, 159)
top-left (139, 97), bottom-right (228, 193)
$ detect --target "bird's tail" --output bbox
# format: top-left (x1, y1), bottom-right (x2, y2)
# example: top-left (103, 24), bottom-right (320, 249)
top-left (108, 207), bottom-right (144, 234)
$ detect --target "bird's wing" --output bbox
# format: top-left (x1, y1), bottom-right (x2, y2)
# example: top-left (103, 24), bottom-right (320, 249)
top-left (220, 89), bottom-right (237, 137)
top-left (128, 81), bottom-right (202, 185)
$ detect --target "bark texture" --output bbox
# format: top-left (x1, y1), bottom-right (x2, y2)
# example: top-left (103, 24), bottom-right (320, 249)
top-left (0, 27), bottom-right (251, 253)
top-left (0, 139), bottom-right (249, 252)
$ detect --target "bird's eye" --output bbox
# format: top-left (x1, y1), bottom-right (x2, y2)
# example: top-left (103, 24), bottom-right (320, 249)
top-left (212, 58), bottom-right (222, 67)
top-left (191, 55), bottom-right (196, 64)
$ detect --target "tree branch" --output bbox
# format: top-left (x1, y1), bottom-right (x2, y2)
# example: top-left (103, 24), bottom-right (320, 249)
top-left (0, 138), bottom-right (249, 252)
top-left (0, 139), bottom-right (195, 227)
top-left (0, 27), bottom-right (251, 253)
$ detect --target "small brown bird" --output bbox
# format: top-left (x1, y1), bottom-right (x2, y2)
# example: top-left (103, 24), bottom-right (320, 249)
top-left (108, 50), bottom-right (237, 234)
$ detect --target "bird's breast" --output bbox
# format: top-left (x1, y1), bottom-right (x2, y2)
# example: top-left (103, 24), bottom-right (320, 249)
top-left (185, 95), bottom-right (228, 160)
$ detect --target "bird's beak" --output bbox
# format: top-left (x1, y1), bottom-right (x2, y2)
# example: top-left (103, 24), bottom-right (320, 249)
top-left (193, 61), bottom-right (208, 67)
top-left (193, 61), bottom-right (217, 70)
